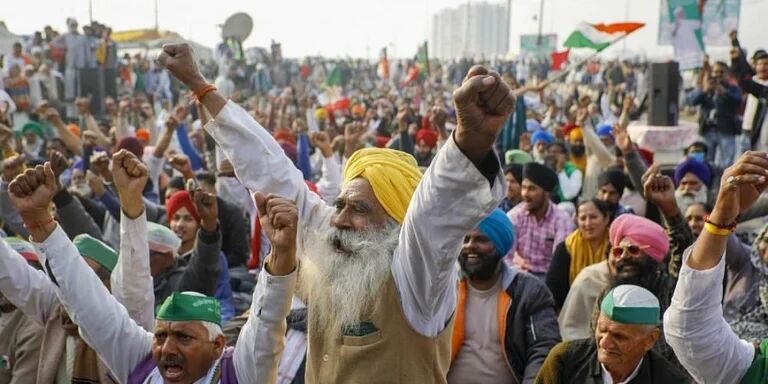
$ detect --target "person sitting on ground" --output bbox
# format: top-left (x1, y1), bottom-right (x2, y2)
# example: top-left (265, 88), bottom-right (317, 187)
top-left (536, 285), bottom-right (688, 383)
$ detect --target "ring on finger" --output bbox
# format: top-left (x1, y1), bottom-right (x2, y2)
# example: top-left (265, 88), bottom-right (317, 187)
top-left (727, 175), bottom-right (739, 189)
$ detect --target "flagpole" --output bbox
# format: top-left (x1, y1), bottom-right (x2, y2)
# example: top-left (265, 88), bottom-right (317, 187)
top-left (547, 32), bottom-right (633, 83)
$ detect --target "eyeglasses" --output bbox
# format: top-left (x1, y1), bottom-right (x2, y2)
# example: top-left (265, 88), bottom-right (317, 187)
top-left (610, 244), bottom-right (650, 258)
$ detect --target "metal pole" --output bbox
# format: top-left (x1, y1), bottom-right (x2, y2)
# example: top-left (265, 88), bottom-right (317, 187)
top-left (154, 0), bottom-right (159, 32)
top-left (537, 0), bottom-right (544, 44)
top-left (623, 0), bottom-right (630, 53)
top-left (506, 0), bottom-right (512, 54)
top-left (89, 0), bottom-right (93, 23)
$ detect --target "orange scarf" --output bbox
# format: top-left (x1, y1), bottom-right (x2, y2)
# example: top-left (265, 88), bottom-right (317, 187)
top-left (565, 229), bottom-right (609, 284)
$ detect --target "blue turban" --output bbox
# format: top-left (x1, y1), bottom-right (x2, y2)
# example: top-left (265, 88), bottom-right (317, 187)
top-left (531, 130), bottom-right (554, 146)
top-left (674, 158), bottom-right (712, 186)
top-left (476, 209), bottom-right (515, 255)
top-left (596, 123), bottom-right (613, 140)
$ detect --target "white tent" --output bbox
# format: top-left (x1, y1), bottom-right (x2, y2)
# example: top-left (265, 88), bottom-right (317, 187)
top-left (0, 21), bottom-right (22, 56)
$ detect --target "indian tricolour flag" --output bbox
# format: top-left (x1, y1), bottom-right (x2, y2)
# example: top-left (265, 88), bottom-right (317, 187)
top-left (563, 22), bottom-right (645, 51)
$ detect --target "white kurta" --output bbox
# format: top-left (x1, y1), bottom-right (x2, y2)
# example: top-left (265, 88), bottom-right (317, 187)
top-left (203, 101), bottom-right (504, 378)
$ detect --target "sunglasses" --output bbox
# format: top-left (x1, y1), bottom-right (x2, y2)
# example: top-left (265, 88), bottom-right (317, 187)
top-left (610, 244), bottom-right (650, 258)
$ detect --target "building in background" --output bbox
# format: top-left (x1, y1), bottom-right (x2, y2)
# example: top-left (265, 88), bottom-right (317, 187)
top-left (430, 1), bottom-right (509, 60)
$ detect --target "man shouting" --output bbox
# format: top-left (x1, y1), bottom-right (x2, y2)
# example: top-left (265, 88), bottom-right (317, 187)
top-left (157, 43), bottom-right (512, 383)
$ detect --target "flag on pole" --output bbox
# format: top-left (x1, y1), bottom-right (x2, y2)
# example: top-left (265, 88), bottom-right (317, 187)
top-left (551, 49), bottom-right (570, 70)
top-left (417, 41), bottom-right (430, 78)
top-left (325, 65), bottom-right (343, 87)
top-left (563, 22), bottom-right (645, 51)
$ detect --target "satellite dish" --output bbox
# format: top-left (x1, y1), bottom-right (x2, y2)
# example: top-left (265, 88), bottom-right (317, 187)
top-left (221, 12), bottom-right (253, 42)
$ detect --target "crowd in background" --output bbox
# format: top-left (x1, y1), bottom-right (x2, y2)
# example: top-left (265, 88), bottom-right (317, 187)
top-left (0, 15), bottom-right (768, 384)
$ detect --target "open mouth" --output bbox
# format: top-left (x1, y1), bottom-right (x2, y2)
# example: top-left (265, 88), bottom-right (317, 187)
top-left (162, 364), bottom-right (184, 381)
top-left (464, 253), bottom-right (482, 265)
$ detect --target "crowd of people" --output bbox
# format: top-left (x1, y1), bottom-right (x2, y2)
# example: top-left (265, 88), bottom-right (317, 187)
top-left (1, 13), bottom-right (768, 384)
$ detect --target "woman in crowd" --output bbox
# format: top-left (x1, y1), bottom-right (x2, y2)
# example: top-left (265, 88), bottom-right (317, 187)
top-left (546, 198), bottom-right (612, 310)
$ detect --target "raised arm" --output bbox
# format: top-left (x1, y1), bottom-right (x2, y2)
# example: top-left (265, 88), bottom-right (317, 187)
top-left (310, 131), bottom-right (341, 204)
top-left (664, 152), bottom-right (768, 383)
top-left (158, 43), bottom-right (328, 227)
top-left (235, 193), bottom-right (299, 384)
top-left (0, 238), bottom-right (59, 326)
top-left (393, 66), bottom-right (508, 336)
top-left (174, 189), bottom-right (221, 298)
top-left (110, 149), bottom-right (155, 332)
top-left (8, 163), bottom-right (152, 383)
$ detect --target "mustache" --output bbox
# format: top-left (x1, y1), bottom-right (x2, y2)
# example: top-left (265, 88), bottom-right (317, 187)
top-left (158, 354), bottom-right (185, 368)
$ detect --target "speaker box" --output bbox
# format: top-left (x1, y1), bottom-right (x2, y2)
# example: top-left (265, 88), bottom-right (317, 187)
top-left (647, 62), bottom-right (680, 127)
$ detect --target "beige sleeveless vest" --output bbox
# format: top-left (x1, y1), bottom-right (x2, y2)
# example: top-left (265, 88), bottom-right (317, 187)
top-left (304, 274), bottom-right (454, 384)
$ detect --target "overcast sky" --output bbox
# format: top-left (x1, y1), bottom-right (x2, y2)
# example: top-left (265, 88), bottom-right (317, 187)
top-left (4, 0), bottom-right (767, 60)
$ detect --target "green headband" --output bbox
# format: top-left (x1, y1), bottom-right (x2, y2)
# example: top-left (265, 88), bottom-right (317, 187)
top-left (73, 234), bottom-right (118, 273)
top-left (156, 292), bottom-right (221, 326)
top-left (601, 285), bottom-right (660, 326)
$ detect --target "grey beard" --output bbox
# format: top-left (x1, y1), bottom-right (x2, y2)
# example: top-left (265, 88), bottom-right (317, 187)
top-left (303, 220), bottom-right (400, 338)
top-left (675, 186), bottom-right (708, 214)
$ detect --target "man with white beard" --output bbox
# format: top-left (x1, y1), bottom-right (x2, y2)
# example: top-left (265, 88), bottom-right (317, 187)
top-left (157, 43), bottom-right (511, 383)
top-left (673, 157), bottom-right (712, 214)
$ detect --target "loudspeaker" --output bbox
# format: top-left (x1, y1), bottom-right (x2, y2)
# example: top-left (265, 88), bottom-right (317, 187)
top-left (647, 62), bottom-right (680, 126)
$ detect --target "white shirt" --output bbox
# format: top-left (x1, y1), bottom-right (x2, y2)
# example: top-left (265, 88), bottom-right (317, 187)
top-left (601, 357), bottom-right (642, 384)
top-left (204, 101), bottom-right (503, 378)
top-left (30, 221), bottom-right (296, 384)
top-left (663, 247), bottom-right (755, 384)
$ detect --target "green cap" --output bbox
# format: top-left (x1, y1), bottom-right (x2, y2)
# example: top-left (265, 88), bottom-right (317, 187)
top-left (156, 292), bottom-right (221, 326)
top-left (21, 121), bottom-right (44, 138)
top-left (73, 234), bottom-right (118, 273)
top-left (601, 284), bottom-right (660, 325)
top-left (505, 149), bottom-right (533, 165)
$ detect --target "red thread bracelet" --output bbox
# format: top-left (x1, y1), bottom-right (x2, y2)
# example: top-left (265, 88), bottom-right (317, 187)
top-left (193, 84), bottom-right (217, 102)
top-left (23, 216), bottom-right (56, 230)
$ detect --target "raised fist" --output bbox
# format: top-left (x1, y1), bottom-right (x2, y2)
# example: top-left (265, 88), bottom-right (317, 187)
top-left (254, 191), bottom-right (298, 276)
top-left (642, 164), bottom-right (679, 218)
top-left (168, 153), bottom-right (193, 179)
top-left (452, 66), bottom-right (515, 158)
top-left (48, 151), bottom-right (70, 179)
top-left (310, 131), bottom-right (332, 157)
top-left (8, 163), bottom-right (57, 221)
top-left (191, 188), bottom-right (218, 233)
top-left (157, 43), bottom-right (206, 90)
top-left (112, 149), bottom-right (149, 197)
top-left (44, 108), bottom-right (62, 126)
top-left (2, 155), bottom-right (26, 183)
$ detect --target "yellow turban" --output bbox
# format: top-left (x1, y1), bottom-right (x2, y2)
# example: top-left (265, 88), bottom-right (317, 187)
top-left (314, 108), bottom-right (328, 121)
top-left (343, 148), bottom-right (422, 224)
top-left (568, 127), bottom-right (583, 141)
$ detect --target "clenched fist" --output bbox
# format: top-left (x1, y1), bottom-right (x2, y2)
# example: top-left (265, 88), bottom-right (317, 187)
top-left (157, 43), bottom-right (207, 90)
top-left (452, 65), bottom-right (515, 162)
top-left (9, 163), bottom-right (57, 224)
top-left (254, 192), bottom-right (298, 276)
top-left (112, 149), bottom-right (149, 218)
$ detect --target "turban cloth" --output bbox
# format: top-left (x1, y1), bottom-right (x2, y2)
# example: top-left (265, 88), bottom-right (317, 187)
top-left (609, 214), bottom-right (669, 263)
top-left (674, 158), bottom-right (712, 187)
top-left (523, 162), bottom-right (558, 193)
top-left (476, 208), bottom-right (515, 255)
top-left (415, 129), bottom-right (438, 148)
top-left (166, 191), bottom-right (200, 223)
top-left (147, 221), bottom-right (181, 255)
top-left (116, 137), bottom-right (144, 159)
top-left (157, 292), bottom-right (221, 325)
top-left (22, 121), bottom-right (44, 138)
top-left (601, 285), bottom-right (660, 325)
top-left (504, 164), bottom-right (523, 184)
top-left (135, 128), bottom-right (151, 142)
top-left (596, 123), bottom-right (614, 140)
top-left (598, 169), bottom-right (628, 197)
top-left (568, 127), bottom-right (584, 141)
top-left (67, 124), bottom-right (81, 138)
top-left (562, 123), bottom-right (578, 137)
top-left (6, 237), bottom-right (39, 263)
top-left (531, 130), bottom-right (554, 146)
top-left (343, 148), bottom-right (422, 224)
top-left (73, 234), bottom-right (118, 273)
top-left (274, 130), bottom-right (297, 145)
top-left (505, 149), bottom-right (533, 165)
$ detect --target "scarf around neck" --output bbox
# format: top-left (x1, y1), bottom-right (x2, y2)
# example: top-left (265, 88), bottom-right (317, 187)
top-left (565, 229), bottom-right (609, 284)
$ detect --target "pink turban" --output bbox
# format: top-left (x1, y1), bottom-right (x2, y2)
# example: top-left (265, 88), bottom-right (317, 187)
top-left (609, 214), bottom-right (669, 263)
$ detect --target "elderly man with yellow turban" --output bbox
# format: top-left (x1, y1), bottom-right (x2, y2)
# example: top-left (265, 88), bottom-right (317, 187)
top-left (154, 44), bottom-right (514, 383)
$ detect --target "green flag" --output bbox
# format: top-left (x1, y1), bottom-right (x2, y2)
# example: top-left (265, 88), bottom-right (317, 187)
top-left (325, 65), bottom-right (343, 87)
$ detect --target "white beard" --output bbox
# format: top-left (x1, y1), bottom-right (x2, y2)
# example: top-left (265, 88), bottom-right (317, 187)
top-left (303, 220), bottom-right (400, 338)
top-left (675, 186), bottom-right (708, 214)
